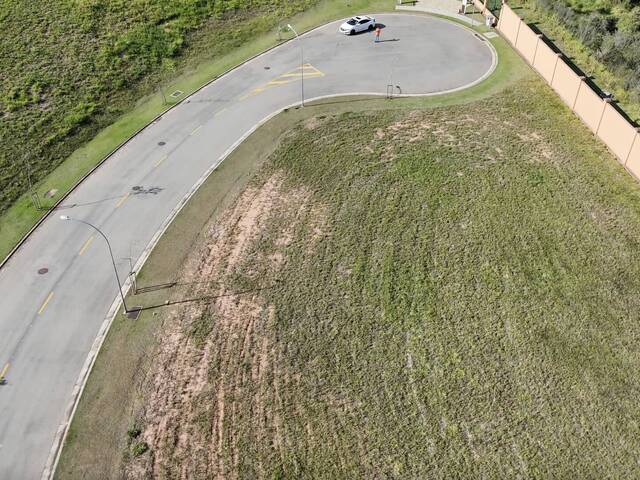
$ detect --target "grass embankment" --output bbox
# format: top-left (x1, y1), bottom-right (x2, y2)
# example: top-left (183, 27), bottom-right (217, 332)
top-left (60, 34), bottom-right (640, 477)
top-left (512, 0), bottom-right (640, 122)
top-left (0, 0), bottom-right (395, 262)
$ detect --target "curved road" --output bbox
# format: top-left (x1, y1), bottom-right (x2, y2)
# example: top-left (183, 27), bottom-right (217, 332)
top-left (0, 14), bottom-right (495, 479)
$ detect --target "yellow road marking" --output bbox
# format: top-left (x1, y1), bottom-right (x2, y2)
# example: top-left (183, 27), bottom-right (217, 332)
top-left (78, 235), bottom-right (95, 256)
top-left (38, 292), bottom-right (54, 315)
top-left (267, 79), bottom-right (292, 85)
top-left (154, 155), bottom-right (168, 168)
top-left (0, 363), bottom-right (9, 382)
top-left (240, 63), bottom-right (325, 100)
top-left (115, 192), bottom-right (130, 208)
top-left (190, 125), bottom-right (202, 136)
top-left (214, 107), bottom-right (227, 117)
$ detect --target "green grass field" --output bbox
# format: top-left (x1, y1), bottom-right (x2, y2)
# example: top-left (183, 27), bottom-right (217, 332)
top-left (57, 32), bottom-right (640, 478)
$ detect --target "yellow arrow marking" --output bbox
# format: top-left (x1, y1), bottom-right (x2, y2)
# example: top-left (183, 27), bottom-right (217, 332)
top-left (38, 292), bottom-right (54, 315)
top-left (78, 235), bottom-right (95, 256)
top-left (240, 63), bottom-right (325, 100)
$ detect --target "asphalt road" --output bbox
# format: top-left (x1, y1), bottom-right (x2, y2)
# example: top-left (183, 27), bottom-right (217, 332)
top-left (0, 14), bottom-right (495, 479)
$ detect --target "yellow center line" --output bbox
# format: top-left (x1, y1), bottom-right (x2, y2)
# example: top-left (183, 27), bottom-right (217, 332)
top-left (78, 235), bottom-right (95, 256)
top-left (115, 192), bottom-right (130, 208)
top-left (0, 363), bottom-right (9, 382)
top-left (154, 155), bottom-right (168, 168)
top-left (190, 125), bottom-right (202, 136)
top-left (214, 107), bottom-right (227, 117)
top-left (38, 292), bottom-right (54, 315)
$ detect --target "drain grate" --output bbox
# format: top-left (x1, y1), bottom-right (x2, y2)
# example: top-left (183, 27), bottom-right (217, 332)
top-left (158, 141), bottom-right (166, 146)
top-left (264, 66), bottom-right (271, 70)
top-left (169, 90), bottom-right (183, 98)
top-left (38, 268), bottom-right (49, 275)
top-left (126, 306), bottom-right (142, 320)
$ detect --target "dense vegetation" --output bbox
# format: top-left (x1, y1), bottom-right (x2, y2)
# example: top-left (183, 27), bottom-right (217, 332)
top-left (0, 0), bottom-right (317, 216)
top-left (528, 0), bottom-right (640, 106)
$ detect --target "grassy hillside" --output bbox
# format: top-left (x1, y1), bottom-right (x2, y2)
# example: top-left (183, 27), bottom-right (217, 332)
top-left (0, 0), bottom-right (317, 216)
top-left (517, 0), bottom-right (640, 120)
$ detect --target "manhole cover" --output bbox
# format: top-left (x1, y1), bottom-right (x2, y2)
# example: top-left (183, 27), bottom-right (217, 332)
top-left (126, 306), bottom-right (142, 320)
top-left (44, 189), bottom-right (58, 199)
top-left (38, 268), bottom-right (48, 275)
top-left (158, 141), bottom-right (166, 146)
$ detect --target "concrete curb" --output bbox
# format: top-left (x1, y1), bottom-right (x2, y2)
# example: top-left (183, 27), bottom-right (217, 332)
top-left (42, 13), bottom-right (497, 479)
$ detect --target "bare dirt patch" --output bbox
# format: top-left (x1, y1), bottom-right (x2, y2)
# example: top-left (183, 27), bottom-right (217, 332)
top-left (123, 173), bottom-right (311, 479)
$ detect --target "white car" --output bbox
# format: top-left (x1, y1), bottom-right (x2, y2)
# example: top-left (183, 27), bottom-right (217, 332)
top-left (339, 16), bottom-right (376, 35)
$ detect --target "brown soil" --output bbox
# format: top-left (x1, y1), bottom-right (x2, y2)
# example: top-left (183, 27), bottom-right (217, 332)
top-left (123, 173), bottom-right (310, 479)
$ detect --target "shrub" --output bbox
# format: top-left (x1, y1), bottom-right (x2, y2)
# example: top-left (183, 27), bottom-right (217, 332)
top-left (131, 441), bottom-right (149, 457)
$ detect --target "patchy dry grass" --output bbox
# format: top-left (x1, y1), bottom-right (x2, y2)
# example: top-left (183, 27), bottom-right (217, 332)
top-left (116, 77), bottom-right (640, 478)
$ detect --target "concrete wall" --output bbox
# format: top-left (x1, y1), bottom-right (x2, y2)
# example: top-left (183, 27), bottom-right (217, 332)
top-left (498, 2), bottom-right (640, 180)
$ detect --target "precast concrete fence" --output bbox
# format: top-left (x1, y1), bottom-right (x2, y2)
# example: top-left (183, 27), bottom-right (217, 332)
top-left (497, 2), bottom-right (640, 179)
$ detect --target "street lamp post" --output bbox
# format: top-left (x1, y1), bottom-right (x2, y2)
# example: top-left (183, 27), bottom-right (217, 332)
top-left (287, 24), bottom-right (304, 107)
top-left (60, 215), bottom-right (129, 313)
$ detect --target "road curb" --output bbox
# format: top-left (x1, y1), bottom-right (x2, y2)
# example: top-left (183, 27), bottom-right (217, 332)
top-left (41, 13), bottom-right (497, 479)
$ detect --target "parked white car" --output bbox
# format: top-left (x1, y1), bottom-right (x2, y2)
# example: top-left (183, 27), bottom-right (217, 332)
top-left (339, 16), bottom-right (376, 35)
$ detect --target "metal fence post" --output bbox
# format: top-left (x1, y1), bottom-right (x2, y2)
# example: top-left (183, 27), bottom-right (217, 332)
top-left (531, 34), bottom-right (543, 66)
top-left (596, 98), bottom-right (612, 135)
top-left (550, 53), bottom-right (562, 86)
top-left (572, 76), bottom-right (586, 111)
